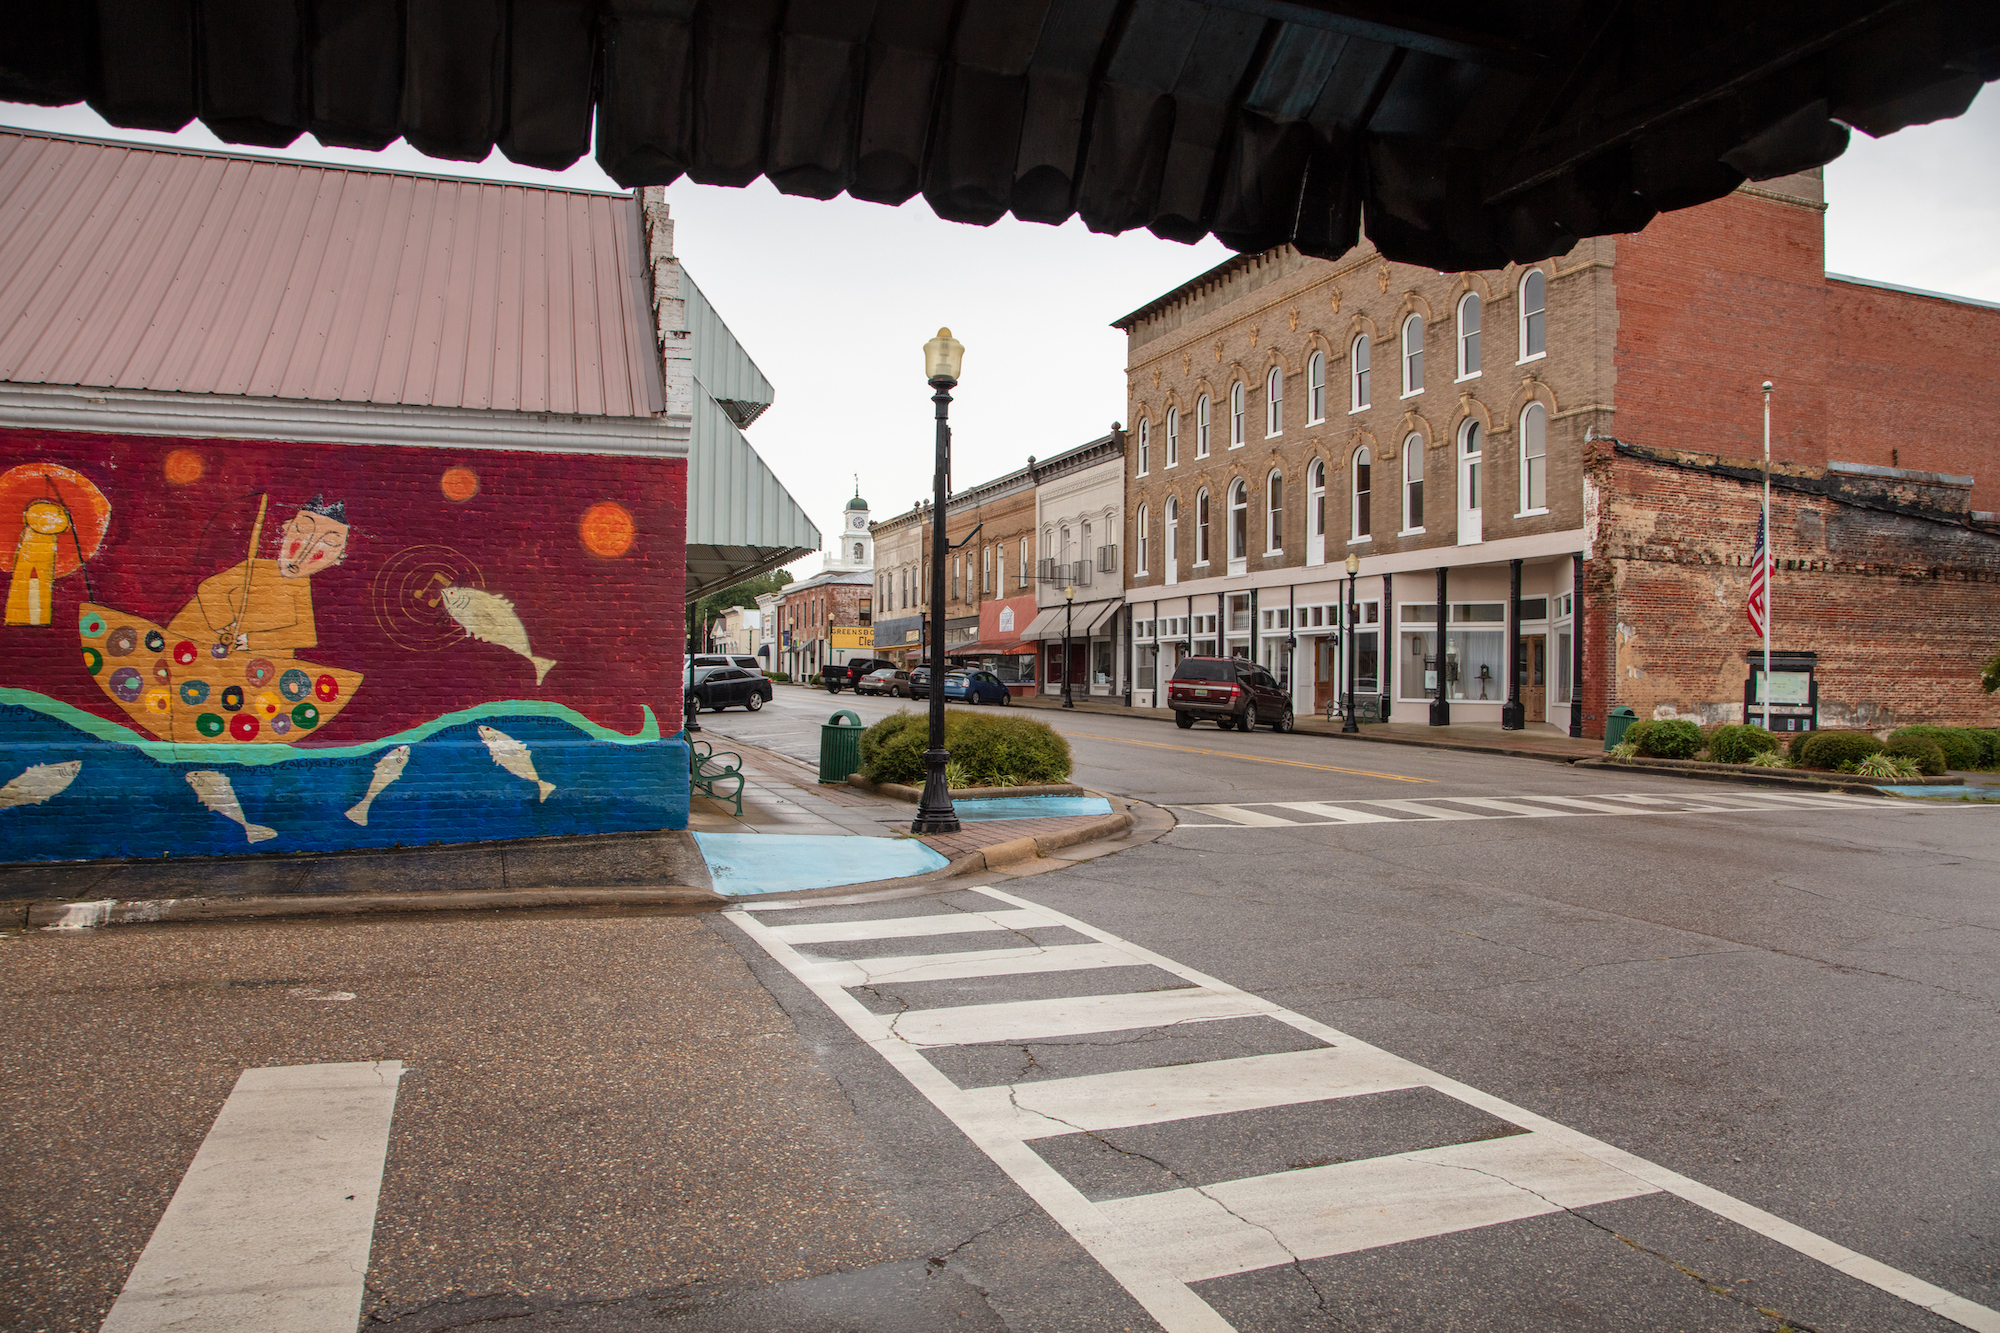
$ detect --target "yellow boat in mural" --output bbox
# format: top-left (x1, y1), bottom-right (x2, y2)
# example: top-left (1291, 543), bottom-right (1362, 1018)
top-left (74, 493), bottom-right (362, 745)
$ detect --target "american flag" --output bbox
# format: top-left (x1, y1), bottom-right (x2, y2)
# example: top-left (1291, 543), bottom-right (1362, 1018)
top-left (1745, 510), bottom-right (1768, 637)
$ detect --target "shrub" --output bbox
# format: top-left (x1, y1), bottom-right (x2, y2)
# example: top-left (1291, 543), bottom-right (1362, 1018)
top-left (1855, 752), bottom-right (1921, 781)
top-left (764, 670), bottom-right (791, 683)
top-left (1889, 725), bottom-right (1982, 771)
top-left (1619, 720), bottom-right (1656, 753)
top-left (859, 710), bottom-right (1071, 788)
top-left (1747, 750), bottom-right (1790, 768)
top-left (1793, 731), bottom-right (1884, 772)
top-left (1632, 718), bottom-right (1703, 759)
top-left (1705, 724), bottom-right (1780, 765)
top-left (1883, 734), bottom-right (1948, 776)
top-left (1985, 731), bottom-right (2000, 769)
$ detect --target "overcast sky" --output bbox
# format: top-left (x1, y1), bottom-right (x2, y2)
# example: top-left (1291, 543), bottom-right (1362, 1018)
top-left (4, 87), bottom-right (1994, 579)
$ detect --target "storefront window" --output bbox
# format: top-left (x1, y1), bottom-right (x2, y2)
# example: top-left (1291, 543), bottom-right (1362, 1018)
top-left (1093, 639), bottom-right (1114, 686)
top-left (1137, 646), bottom-right (1158, 692)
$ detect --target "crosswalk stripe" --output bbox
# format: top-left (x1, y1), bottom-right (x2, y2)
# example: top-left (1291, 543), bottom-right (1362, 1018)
top-left (953, 1046), bottom-right (1421, 1141)
top-left (1097, 1131), bottom-right (1658, 1285)
top-left (726, 887), bottom-right (1999, 1333)
top-left (1522, 793), bottom-right (1669, 814)
top-left (766, 907), bottom-right (1052, 944)
top-left (1360, 798), bottom-right (1487, 820)
top-left (1443, 796), bottom-right (1576, 817)
top-left (101, 1062), bottom-right (402, 1333)
top-left (889, 987), bottom-right (1255, 1047)
top-left (798, 941), bottom-right (1143, 987)
top-left (1270, 800), bottom-right (1400, 823)
top-left (1178, 803), bottom-right (1300, 826)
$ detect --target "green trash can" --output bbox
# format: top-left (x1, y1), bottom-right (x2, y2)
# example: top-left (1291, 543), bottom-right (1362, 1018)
top-left (1603, 705), bottom-right (1638, 752)
top-left (819, 709), bottom-right (865, 785)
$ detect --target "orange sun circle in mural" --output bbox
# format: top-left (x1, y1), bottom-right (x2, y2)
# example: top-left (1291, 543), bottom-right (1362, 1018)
top-left (440, 466), bottom-right (480, 502)
top-left (0, 463), bottom-right (112, 578)
top-left (578, 501), bottom-right (635, 559)
top-left (163, 449), bottom-right (205, 485)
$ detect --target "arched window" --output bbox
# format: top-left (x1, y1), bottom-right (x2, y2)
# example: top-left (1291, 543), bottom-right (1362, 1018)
top-left (1402, 433), bottom-right (1424, 531)
top-left (1458, 418), bottom-right (1483, 543)
top-left (1351, 335), bottom-right (1371, 410)
top-left (982, 544), bottom-right (992, 593)
top-left (854, 541), bottom-right (864, 563)
top-left (1266, 366), bottom-right (1283, 436)
top-left (1266, 470), bottom-right (1284, 553)
top-left (1196, 394), bottom-right (1211, 457)
top-left (1228, 480), bottom-right (1249, 560)
top-left (1520, 402), bottom-right (1548, 511)
top-left (1018, 536), bottom-right (1028, 587)
top-left (1308, 351), bottom-right (1326, 422)
top-left (1165, 496), bottom-right (1179, 581)
top-left (1136, 416), bottom-right (1150, 476)
top-left (1401, 314), bottom-right (1424, 396)
top-left (1310, 460), bottom-right (1326, 540)
top-left (1520, 269), bottom-right (1546, 360)
top-left (1165, 406), bottom-right (1180, 467)
top-left (1352, 446), bottom-right (1372, 539)
top-left (996, 543), bottom-right (1006, 590)
top-left (1059, 525), bottom-right (1072, 574)
top-left (1229, 381), bottom-right (1246, 447)
top-left (1137, 504), bottom-right (1150, 573)
top-left (1195, 489), bottom-right (1211, 564)
top-left (1457, 292), bottom-right (1481, 379)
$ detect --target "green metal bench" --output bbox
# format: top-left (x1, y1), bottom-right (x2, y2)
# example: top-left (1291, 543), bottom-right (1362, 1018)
top-left (689, 740), bottom-right (745, 816)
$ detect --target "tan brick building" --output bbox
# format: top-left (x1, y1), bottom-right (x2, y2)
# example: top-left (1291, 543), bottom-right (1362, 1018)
top-left (1118, 169), bottom-right (2000, 735)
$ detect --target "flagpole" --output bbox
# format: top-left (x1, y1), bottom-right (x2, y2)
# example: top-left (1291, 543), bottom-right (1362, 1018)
top-left (1762, 380), bottom-right (1773, 733)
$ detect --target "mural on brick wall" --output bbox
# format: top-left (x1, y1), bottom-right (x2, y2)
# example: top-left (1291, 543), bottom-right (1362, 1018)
top-left (0, 433), bottom-right (688, 861)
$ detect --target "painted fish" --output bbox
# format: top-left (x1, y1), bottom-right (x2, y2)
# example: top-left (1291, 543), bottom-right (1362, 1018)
top-left (441, 586), bottom-right (557, 685)
top-left (185, 770), bottom-right (277, 843)
top-left (344, 745), bottom-right (411, 826)
top-left (477, 725), bottom-right (555, 802)
top-left (0, 760), bottom-right (82, 810)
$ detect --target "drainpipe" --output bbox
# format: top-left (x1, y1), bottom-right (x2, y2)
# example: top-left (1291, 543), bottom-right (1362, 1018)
top-left (1430, 565), bottom-right (1450, 726)
top-left (1502, 558), bottom-right (1524, 730)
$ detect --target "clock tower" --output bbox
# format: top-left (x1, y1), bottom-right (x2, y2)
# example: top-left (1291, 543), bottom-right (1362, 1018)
top-left (827, 487), bottom-right (872, 572)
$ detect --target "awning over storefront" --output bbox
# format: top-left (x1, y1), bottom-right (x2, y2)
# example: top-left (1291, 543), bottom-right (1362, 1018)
top-left (1022, 602), bottom-right (1122, 641)
top-left (957, 641), bottom-right (1039, 656)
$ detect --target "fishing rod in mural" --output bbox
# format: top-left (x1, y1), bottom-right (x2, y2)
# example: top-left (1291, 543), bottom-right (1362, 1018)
top-left (0, 441), bottom-right (681, 861)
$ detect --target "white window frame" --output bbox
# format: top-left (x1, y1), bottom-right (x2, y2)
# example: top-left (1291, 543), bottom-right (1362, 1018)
top-left (1164, 496), bottom-right (1179, 584)
top-left (1018, 536), bottom-right (1028, 587)
top-left (1265, 365), bottom-right (1283, 436)
top-left (1350, 445), bottom-right (1372, 542)
top-left (1308, 351), bottom-right (1326, 423)
top-left (1307, 459), bottom-right (1326, 566)
top-left (997, 543), bottom-right (1006, 591)
top-left (1136, 504), bottom-right (1149, 574)
top-left (1195, 489), bottom-right (1211, 565)
top-left (1518, 269), bottom-right (1547, 363)
top-left (1229, 381), bottom-right (1246, 448)
top-left (1457, 417), bottom-right (1483, 545)
top-left (1136, 416), bottom-right (1150, 476)
top-left (1518, 402), bottom-right (1549, 515)
top-left (1350, 334), bottom-right (1371, 412)
top-left (1165, 406), bottom-right (1179, 468)
top-left (1196, 394), bottom-right (1211, 457)
top-left (1400, 314), bottom-right (1424, 398)
top-left (1401, 432), bottom-right (1425, 534)
top-left (1265, 469), bottom-right (1283, 554)
top-left (1456, 292), bottom-right (1481, 380)
top-left (1227, 480), bottom-right (1248, 568)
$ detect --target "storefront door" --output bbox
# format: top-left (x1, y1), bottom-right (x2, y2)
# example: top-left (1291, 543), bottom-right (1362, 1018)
top-left (1524, 634), bottom-right (1546, 722)
top-left (1313, 636), bottom-right (1336, 711)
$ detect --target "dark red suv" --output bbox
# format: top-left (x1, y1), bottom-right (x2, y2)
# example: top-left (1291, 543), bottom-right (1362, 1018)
top-left (1167, 657), bottom-right (1295, 732)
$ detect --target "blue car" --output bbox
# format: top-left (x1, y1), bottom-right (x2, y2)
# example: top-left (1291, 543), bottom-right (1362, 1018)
top-left (942, 670), bottom-right (1012, 705)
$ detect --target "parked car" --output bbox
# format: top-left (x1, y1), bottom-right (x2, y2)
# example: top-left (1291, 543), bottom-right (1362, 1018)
top-left (692, 654), bottom-right (765, 675)
top-left (1166, 656), bottom-right (1294, 732)
top-left (826, 656), bottom-right (900, 693)
top-left (857, 667), bottom-right (912, 698)
top-left (942, 670), bottom-right (1011, 705)
top-left (908, 666), bottom-right (932, 699)
top-left (685, 664), bottom-right (773, 712)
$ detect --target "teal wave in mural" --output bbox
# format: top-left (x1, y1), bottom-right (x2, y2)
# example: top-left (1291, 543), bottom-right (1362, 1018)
top-left (0, 687), bottom-right (659, 766)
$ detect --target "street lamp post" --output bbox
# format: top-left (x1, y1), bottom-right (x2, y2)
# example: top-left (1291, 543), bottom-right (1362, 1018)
top-left (1342, 551), bottom-right (1360, 734)
top-left (913, 329), bottom-right (965, 835)
top-left (1061, 584), bottom-right (1075, 708)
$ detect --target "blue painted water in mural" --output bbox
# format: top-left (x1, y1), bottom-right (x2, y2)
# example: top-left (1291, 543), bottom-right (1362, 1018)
top-left (0, 690), bottom-right (689, 861)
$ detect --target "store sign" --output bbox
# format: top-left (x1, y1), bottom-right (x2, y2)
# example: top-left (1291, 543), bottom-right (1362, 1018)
top-left (830, 626), bottom-right (874, 650)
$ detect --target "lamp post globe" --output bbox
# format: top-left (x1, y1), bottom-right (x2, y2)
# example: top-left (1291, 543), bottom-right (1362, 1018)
top-left (913, 329), bottom-right (965, 834)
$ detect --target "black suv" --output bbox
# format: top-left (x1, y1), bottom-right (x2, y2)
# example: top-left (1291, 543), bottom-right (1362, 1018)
top-left (826, 657), bottom-right (899, 693)
top-left (1166, 657), bottom-right (1294, 732)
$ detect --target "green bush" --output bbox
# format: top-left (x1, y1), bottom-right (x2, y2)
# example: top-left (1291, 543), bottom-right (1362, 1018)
top-left (1633, 718), bottom-right (1704, 759)
top-left (764, 670), bottom-right (791, 683)
top-left (1619, 720), bottom-right (1656, 753)
top-left (1986, 731), bottom-right (2000, 769)
top-left (1888, 725), bottom-right (1983, 771)
top-left (1705, 724), bottom-right (1781, 764)
top-left (859, 710), bottom-right (1072, 788)
top-left (1883, 734), bottom-right (1947, 775)
top-left (1793, 731), bottom-right (1884, 772)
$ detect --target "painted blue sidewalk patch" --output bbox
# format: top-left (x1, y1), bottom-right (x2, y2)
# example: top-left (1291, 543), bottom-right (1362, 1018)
top-left (954, 795), bottom-right (1114, 821)
top-left (1877, 784), bottom-right (2000, 801)
top-left (692, 832), bottom-right (949, 896)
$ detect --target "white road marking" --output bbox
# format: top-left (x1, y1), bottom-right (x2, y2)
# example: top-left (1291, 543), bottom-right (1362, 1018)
top-left (1271, 800), bottom-right (1400, 823)
top-left (1178, 803), bottom-right (1299, 826)
top-left (1360, 798), bottom-right (1488, 820)
top-left (727, 888), bottom-right (2000, 1333)
top-left (765, 908), bottom-right (1048, 944)
top-left (100, 1061), bottom-right (403, 1333)
top-left (799, 941), bottom-right (1143, 987)
top-left (1443, 796), bottom-right (1574, 817)
top-left (1168, 789), bottom-right (1953, 829)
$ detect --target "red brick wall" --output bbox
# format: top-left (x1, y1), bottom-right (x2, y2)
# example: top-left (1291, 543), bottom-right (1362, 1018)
top-left (1824, 281), bottom-right (2000, 511)
top-left (1586, 442), bottom-right (2000, 731)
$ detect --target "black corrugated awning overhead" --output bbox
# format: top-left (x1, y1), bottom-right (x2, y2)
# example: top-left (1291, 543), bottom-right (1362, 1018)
top-left (5, 1), bottom-right (1996, 269)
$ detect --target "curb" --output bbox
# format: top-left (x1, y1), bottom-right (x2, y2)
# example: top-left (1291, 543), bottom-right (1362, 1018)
top-left (23, 885), bottom-right (724, 930)
top-left (1573, 757), bottom-right (1892, 795)
top-left (847, 775), bottom-right (1089, 802)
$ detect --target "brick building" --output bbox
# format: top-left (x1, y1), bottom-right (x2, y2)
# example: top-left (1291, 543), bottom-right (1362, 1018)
top-left (774, 494), bottom-right (873, 680)
top-left (872, 462), bottom-right (1042, 677)
top-left (1118, 169), bottom-right (2000, 734)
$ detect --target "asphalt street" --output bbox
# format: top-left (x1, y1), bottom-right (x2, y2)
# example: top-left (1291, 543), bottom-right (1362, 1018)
top-left (5, 685), bottom-right (1995, 1332)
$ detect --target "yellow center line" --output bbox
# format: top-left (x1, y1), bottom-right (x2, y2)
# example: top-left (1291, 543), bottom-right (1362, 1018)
top-left (1062, 730), bottom-right (1436, 783)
